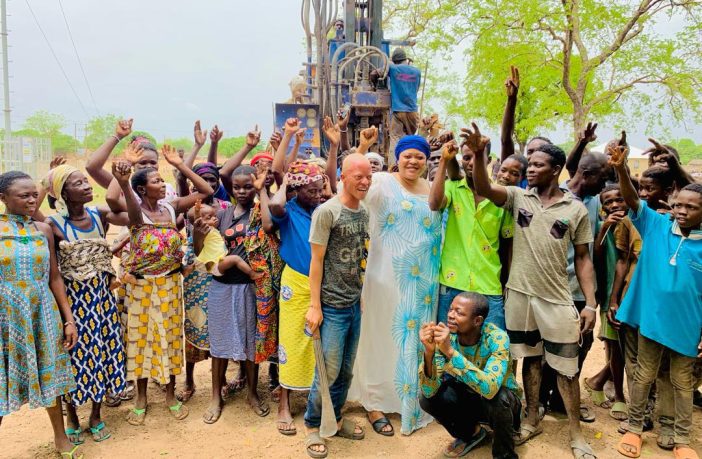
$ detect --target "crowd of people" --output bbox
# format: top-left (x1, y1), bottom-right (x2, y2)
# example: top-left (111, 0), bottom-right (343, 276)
top-left (0, 64), bottom-right (701, 459)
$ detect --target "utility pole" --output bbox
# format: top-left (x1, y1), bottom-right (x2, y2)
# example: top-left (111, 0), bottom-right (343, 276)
top-left (1, 0), bottom-right (11, 143)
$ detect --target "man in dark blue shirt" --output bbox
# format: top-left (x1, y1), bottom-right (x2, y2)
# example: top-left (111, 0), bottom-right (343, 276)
top-left (385, 48), bottom-right (421, 167)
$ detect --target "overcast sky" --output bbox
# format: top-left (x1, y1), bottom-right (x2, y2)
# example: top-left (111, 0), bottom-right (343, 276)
top-left (7, 0), bottom-right (305, 140)
top-left (5, 0), bottom-right (700, 149)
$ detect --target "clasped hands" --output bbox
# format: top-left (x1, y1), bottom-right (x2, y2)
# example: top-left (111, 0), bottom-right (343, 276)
top-left (420, 322), bottom-right (453, 356)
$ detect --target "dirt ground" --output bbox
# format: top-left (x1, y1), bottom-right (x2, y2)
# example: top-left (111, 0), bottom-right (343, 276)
top-left (2, 315), bottom-right (701, 459)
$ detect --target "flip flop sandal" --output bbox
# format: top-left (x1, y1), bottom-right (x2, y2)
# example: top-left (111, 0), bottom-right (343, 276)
top-left (176, 387), bottom-right (196, 403)
top-left (221, 382), bottom-right (239, 401)
top-left (609, 401), bottom-right (628, 421)
top-left (579, 405), bottom-right (596, 423)
top-left (443, 427), bottom-right (487, 458)
top-left (202, 405), bottom-right (222, 424)
top-left (126, 407), bottom-right (147, 426)
top-left (104, 393), bottom-right (122, 408)
top-left (657, 432), bottom-right (675, 450)
top-left (305, 431), bottom-right (328, 458)
top-left (277, 419), bottom-right (297, 436)
top-left (584, 378), bottom-right (613, 408)
top-left (617, 432), bottom-right (642, 458)
top-left (570, 438), bottom-right (597, 459)
top-left (60, 445), bottom-right (84, 459)
top-left (168, 402), bottom-right (189, 421)
top-left (64, 427), bottom-right (84, 446)
top-left (674, 445), bottom-right (700, 459)
top-left (249, 400), bottom-right (270, 417)
top-left (120, 383), bottom-right (136, 401)
top-left (370, 417), bottom-right (394, 437)
top-left (514, 423), bottom-right (543, 446)
top-left (336, 418), bottom-right (364, 440)
top-left (89, 422), bottom-right (111, 442)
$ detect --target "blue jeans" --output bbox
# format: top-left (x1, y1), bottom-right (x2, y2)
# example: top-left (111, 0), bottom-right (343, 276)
top-left (438, 285), bottom-right (506, 330)
top-left (304, 302), bottom-right (362, 428)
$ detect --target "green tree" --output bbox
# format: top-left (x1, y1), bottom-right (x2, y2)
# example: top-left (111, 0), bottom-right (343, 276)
top-left (22, 110), bottom-right (66, 137)
top-left (669, 138), bottom-right (702, 165)
top-left (384, 0), bottom-right (702, 146)
top-left (84, 114), bottom-right (121, 150)
top-left (163, 137), bottom-right (193, 152)
top-left (218, 136), bottom-right (263, 158)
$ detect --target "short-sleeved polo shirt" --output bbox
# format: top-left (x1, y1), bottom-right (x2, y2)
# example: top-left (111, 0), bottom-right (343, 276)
top-left (439, 179), bottom-right (514, 295)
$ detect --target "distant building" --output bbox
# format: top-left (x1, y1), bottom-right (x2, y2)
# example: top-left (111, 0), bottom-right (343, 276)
top-left (591, 143), bottom-right (648, 178)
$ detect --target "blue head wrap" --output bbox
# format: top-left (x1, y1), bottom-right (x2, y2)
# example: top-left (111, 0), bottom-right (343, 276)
top-left (395, 135), bottom-right (431, 159)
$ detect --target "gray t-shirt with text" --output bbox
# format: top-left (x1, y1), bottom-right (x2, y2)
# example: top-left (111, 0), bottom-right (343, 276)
top-left (309, 195), bottom-right (369, 308)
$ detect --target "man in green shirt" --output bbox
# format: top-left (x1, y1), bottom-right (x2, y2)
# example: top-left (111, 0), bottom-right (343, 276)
top-left (428, 140), bottom-right (513, 329)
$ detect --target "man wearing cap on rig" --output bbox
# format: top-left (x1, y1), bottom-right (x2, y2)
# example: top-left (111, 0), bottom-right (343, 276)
top-left (384, 48), bottom-right (421, 167)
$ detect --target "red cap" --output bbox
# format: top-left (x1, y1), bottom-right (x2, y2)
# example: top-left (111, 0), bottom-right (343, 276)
top-left (250, 152), bottom-right (274, 166)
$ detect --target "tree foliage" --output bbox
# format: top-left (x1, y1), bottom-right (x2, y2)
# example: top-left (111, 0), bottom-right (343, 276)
top-left (22, 110), bottom-right (66, 137)
top-left (384, 0), bottom-right (702, 145)
top-left (85, 114), bottom-right (122, 150)
top-left (669, 137), bottom-right (702, 164)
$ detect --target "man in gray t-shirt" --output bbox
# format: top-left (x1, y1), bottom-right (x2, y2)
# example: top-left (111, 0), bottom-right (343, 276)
top-left (304, 154), bottom-right (372, 455)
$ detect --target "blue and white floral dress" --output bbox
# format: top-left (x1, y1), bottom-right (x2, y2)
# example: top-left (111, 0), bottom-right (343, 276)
top-left (348, 172), bottom-right (442, 435)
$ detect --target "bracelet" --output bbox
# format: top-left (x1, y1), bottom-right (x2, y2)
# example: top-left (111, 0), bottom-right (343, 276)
top-left (63, 321), bottom-right (75, 328)
top-left (584, 305), bottom-right (597, 313)
top-left (111, 134), bottom-right (122, 143)
top-left (339, 128), bottom-right (347, 133)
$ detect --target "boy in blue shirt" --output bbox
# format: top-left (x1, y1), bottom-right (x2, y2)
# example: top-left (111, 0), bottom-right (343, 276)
top-left (610, 145), bottom-right (702, 459)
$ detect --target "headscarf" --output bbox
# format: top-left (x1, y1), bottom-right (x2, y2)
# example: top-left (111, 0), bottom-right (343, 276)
top-left (305, 155), bottom-right (327, 170)
top-left (395, 135), bottom-right (430, 160)
top-left (366, 152), bottom-right (385, 165)
top-left (285, 161), bottom-right (323, 188)
top-left (193, 162), bottom-right (220, 180)
top-left (131, 135), bottom-right (157, 152)
top-left (251, 152), bottom-right (274, 167)
top-left (44, 164), bottom-right (79, 216)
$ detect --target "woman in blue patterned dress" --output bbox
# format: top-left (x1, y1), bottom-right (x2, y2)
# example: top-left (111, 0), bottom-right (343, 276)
top-left (0, 171), bottom-right (82, 459)
top-left (44, 165), bottom-right (130, 444)
top-left (348, 134), bottom-right (442, 436)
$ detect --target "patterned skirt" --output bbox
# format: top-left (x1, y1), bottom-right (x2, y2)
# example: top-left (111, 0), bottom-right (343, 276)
top-left (124, 273), bottom-right (183, 383)
top-left (66, 272), bottom-right (126, 405)
top-left (278, 266), bottom-right (314, 390)
top-left (207, 280), bottom-right (256, 361)
top-left (0, 281), bottom-right (75, 415)
top-left (184, 268), bottom-right (211, 363)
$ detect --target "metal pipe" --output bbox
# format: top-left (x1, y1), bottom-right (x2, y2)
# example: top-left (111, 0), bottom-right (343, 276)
top-left (302, 0), bottom-right (313, 99)
top-left (330, 42), bottom-right (359, 114)
top-left (1, 0), bottom-right (11, 142)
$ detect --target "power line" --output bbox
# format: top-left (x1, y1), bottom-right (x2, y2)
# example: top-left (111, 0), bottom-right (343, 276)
top-left (23, 0), bottom-right (89, 117)
top-left (56, 0), bottom-right (99, 115)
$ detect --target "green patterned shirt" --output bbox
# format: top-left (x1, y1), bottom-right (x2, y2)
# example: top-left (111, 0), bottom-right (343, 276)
top-left (419, 322), bottom-right (521, 400)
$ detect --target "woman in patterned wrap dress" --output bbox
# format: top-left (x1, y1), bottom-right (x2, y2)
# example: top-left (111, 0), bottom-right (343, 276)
top-left (107, 146), bottom-right (213, 426)
top-left (0, 170), bottom-right (82, 459)
top-left (44, 164), bottom-right (130, 444)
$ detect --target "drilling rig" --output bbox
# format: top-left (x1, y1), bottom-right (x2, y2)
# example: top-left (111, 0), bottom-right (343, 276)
top-left (274, 0), bottom-right (413, 160)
